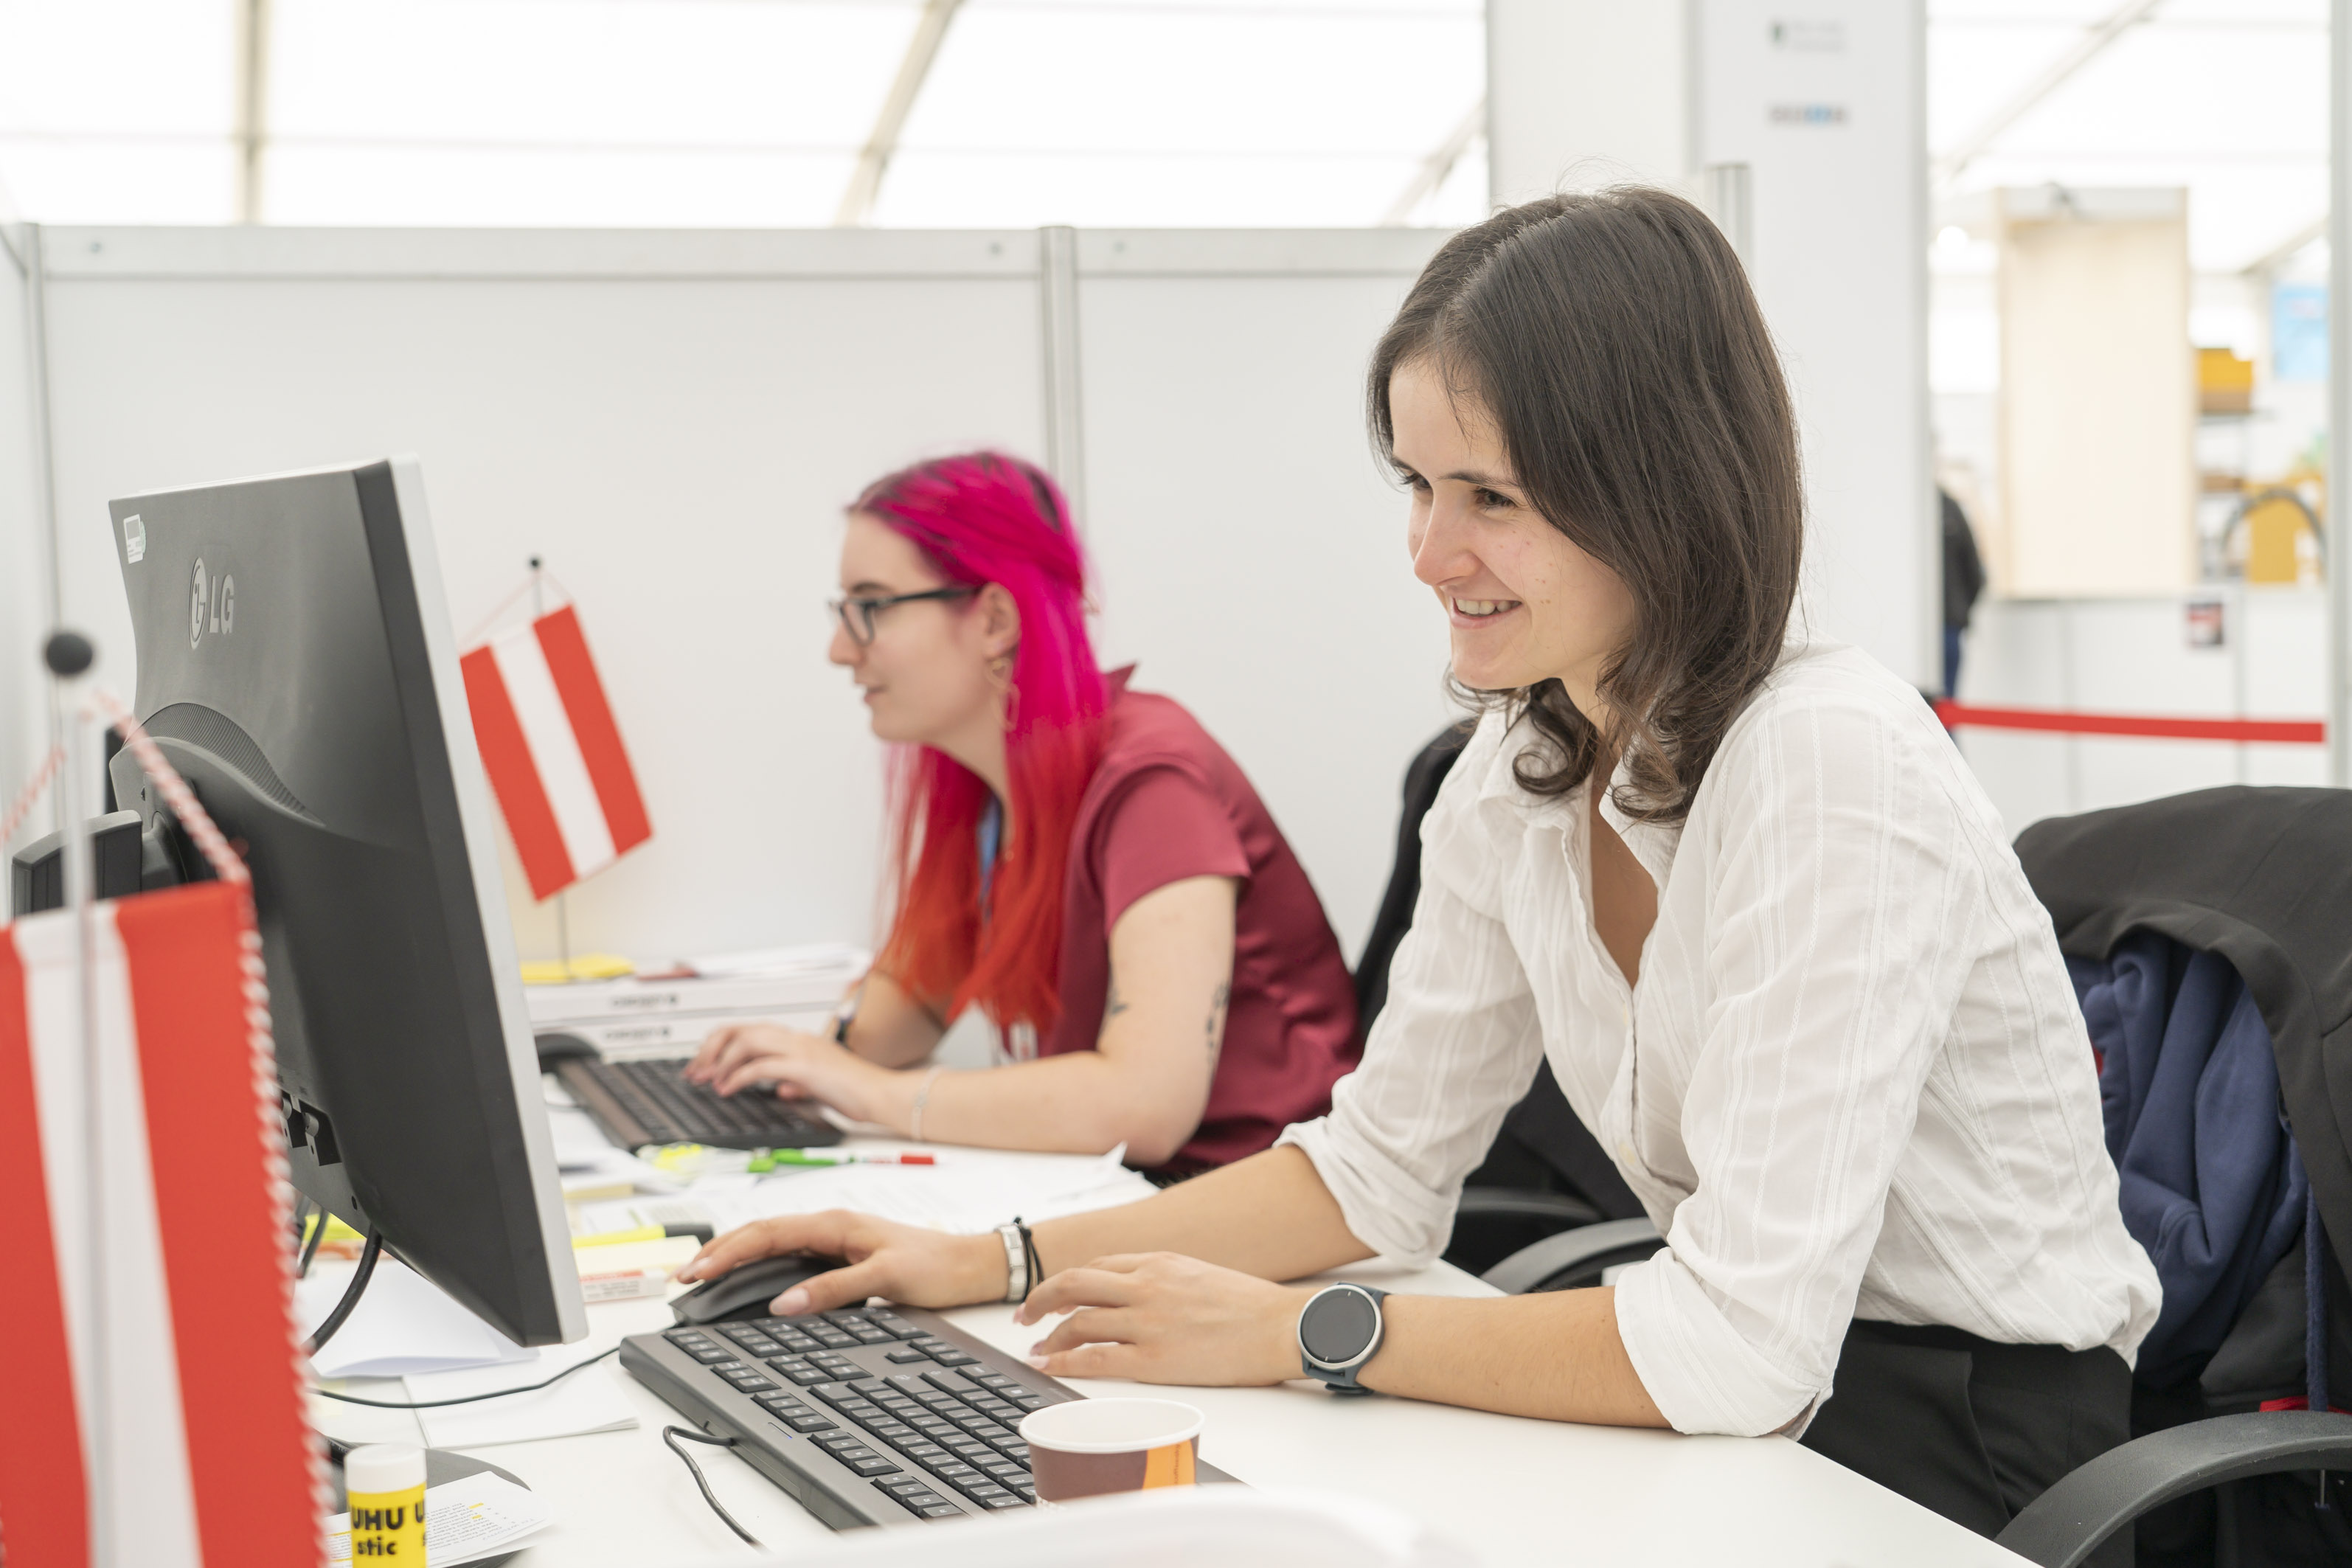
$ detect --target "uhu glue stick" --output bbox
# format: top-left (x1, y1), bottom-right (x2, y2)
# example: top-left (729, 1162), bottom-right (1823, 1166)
top-left (345, 1445), bottom-right (427, 1561)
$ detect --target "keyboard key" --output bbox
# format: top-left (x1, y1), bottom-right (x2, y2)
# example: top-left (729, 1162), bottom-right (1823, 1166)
top-left (969, 1398), bottom-right (1021, 1421)
top-left (847, 1378), bottom-right (892, 1397)
top-left (931, 1350), bottom-right (981, 1367)
top-left (1006, 1394), bottom-right (1047, 1412)
top-left (901, 1443), bottom-right (953, 1466)
top-left (867, 1311), bottom-right (924, 1339)
top-left (812, 1433), bottom-right (864, 1453)
top-left (783, 1414), bottom-right (837, 1433)
top-left (922, 1370), bottom-right (982, 1396)
top-left (670, 1342), bottom-right (735, 1365)
top-left (720, 1372), bottom-right (779, 1392)
top-left (752, 1393), bottom-right (804, 1414)
top-left (919, 1502), bottom-right (965, 1518)
top-left (843, 1455), bottom-right (902, 1477)
top-left (773, 1362), bottom-right (833, 1387)
top-left (878, 1478), bottom-right (931, 1497)
top-left (885, 1347), bottom-right (933, 1364)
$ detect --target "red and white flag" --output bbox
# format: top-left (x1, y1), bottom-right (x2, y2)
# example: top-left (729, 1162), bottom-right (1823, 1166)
top-left (0, 882), bottom-right (322, 1568)
top-left (460, 604), bottom-right (653, 901)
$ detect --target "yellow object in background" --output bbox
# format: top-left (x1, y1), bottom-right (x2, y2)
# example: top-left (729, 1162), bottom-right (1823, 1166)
top-left (2199, 347), bottom-right (2255, 415)
top-left (520, 952), bottom-right (635, 985)
top-left (344, 1445), bottom-right (426, 1561)
top-left (2243, 493), bottom-right (2314, 584)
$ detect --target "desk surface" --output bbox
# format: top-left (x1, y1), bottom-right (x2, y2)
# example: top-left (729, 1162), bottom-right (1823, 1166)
top-left (313, 1149), bottom-right (2026, 1565)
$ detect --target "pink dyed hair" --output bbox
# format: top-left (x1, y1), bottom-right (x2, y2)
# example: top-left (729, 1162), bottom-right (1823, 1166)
top-left (858, 451), bottom-right (1109, 1033)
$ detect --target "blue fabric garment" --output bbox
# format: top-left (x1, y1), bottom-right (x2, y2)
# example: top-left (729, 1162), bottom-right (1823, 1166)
top-left (2070, 932), bottom-right (2309, 1387)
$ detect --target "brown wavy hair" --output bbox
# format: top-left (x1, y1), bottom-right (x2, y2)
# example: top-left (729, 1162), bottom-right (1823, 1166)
top-left (1368, 187), bottom-right (1803, 823)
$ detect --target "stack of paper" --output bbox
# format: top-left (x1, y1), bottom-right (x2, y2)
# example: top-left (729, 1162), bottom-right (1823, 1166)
top-left (325, 1471), bottom-right (552, 1565)
top-left (298, 1259), bottom-right (538, 1381)
top-left (403, 1342), bottom-right (636, 1449)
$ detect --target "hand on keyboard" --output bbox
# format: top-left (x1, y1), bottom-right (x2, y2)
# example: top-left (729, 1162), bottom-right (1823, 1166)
top-left (684, 1021), bottom-right (906, 1128)
top-left (676, 1209), bottom-right (1011, 1317)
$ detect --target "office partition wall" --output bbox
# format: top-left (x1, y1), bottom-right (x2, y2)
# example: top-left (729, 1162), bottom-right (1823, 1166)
top-left (0, 221), bottom-right (46, 814)
top-left (25, 226), bottom-right (1452, 963)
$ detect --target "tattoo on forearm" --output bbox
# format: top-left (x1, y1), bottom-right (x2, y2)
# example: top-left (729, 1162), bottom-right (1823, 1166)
top-left (1204, 982), bottom-right (1230, 1061)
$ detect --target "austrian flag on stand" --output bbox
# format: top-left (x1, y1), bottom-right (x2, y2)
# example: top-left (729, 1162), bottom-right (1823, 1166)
top-left (460, 604), bottom-right (653, 900)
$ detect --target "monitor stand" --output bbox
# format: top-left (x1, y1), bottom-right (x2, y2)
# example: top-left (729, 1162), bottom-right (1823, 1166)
top-left (324, 1442), bottom-right (533, 1568)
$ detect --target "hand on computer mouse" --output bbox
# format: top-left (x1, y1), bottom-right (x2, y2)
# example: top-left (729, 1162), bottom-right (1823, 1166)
top-left (675, 1207), bottom-right (1010, 1316)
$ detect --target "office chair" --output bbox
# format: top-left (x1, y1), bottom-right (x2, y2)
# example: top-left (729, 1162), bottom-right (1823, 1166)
top-left (1356, 722), bottom-right (1659, 1288)
top-left (1992, 786), bottom-right (2352, 1568)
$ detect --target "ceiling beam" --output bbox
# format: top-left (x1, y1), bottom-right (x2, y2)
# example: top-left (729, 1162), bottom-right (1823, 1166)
top-left (1933, 0), bottom-right (2162, 189)
top-left (234, 0), bottom-right (273, 223)
top-left (2243, 212), bottom-right (2329, 276)
top-left (1381, 97), bottom-right (1486, 226)
top-left (835, 0), bottom-right (965, 228)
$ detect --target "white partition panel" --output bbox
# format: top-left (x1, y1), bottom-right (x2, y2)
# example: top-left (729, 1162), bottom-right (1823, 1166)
top-left (30, 225), bottom-right (1454, 965)
top-left (0, 222), bottom-right (44, 818)
top-left (1075, 231), bottom-right (1454, 954)
top-left (38, 227), bottom-right (1044, 961)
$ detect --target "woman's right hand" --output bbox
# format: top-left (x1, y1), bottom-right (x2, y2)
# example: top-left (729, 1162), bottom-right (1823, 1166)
top-left (673, 1209), bottom-right (1008, 1317)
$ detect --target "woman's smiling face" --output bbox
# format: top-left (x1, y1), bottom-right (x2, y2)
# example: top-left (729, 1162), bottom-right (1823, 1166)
top-left (1389, 357), bottom-right (1637, 713)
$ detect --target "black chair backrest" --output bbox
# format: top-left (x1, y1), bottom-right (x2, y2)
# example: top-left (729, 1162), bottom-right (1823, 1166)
top-left (1356, 721), bottom-right (1643, 1222)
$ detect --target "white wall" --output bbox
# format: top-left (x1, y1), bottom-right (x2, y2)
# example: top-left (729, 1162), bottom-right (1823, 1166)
top-left (1487, 0), bottom-right (1689, 198)
top-left (32, 225), bottom-right (1451, 965)
top-left (1075, 232), bottom-right (1456, 952)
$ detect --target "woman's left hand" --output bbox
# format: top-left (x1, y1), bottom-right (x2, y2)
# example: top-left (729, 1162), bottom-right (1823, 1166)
top-left (1013, 1252), bottom-right (1314, 1387)
top-left (684, 1023), bottom-right (897, 1125)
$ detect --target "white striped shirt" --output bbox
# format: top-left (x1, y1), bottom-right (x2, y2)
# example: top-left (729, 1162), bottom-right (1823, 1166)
top-left (1281, 642), bottom-right (2160, 1437)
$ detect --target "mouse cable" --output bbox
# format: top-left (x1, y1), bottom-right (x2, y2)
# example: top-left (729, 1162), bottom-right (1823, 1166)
top-left (662, 1425), bottom-right (765, 1550)
top-left (310, 1345), bottom-right (620, 1409)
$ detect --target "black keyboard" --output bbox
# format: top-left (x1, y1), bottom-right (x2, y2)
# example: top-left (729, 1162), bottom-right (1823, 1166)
top-left (553, 1055), bottom-right (844, 1151)
top-left (619, 1306), bottom-right (1233, 1528)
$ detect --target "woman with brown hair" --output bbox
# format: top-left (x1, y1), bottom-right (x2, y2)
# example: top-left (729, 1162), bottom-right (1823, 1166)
top-left (676, 189), bottom-right (2160, 1547)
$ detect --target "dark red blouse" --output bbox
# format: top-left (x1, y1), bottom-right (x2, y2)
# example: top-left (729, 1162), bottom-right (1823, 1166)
top-left (1043, 673), bottom-right (1360, 1170)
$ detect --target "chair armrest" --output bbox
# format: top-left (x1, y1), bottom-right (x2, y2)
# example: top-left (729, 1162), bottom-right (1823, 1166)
top-left (1480, 1218), bottom-right (1662, 1296)
top-left (1452, 1187), bottom-right (1604, 1229)
top-left (1994, 1410), bottom-right (2352, 1568)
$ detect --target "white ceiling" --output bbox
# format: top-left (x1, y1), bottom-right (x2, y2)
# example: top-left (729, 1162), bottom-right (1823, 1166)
top-left (0, 0), bottom-right (1491, 229)
top-left (0, 0), bottom-right (2328, 258)
top-left (1929, 0), bottom-right (2329, 272)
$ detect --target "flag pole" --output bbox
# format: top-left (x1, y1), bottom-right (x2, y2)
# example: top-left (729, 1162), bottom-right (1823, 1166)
top-left (530, 557), bottom-right (574, 980)
top-left (47, 628), bottom-right (109, 1565)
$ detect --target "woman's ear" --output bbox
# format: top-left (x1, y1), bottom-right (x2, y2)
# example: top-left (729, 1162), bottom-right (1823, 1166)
top-left (977, 583), bottom-right (1022, 660)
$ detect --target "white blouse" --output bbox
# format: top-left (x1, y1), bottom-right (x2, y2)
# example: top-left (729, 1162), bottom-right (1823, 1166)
top-left (1280, 642), bottom-right (2160, 1437)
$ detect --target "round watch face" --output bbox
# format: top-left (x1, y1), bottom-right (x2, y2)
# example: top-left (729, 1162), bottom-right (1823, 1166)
top-left (1300, 1288), bottom-right (1380, 1365)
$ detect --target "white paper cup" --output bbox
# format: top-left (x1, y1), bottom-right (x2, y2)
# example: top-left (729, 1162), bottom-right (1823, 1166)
top-left (1017, 1398), bottom-right (1204, 1504)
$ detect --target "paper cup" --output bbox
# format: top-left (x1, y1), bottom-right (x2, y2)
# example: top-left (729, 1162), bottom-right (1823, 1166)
top-left (1018, 1398), bottom-right (1203, 1504)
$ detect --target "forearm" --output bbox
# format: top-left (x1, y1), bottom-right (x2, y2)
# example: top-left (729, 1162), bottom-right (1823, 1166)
top-left (1358, 1287), bottom-right (1667, 1428)
top-left (842, 971), bottom-right (945, 1069)
top-left (1033, 1145), bottom-right (1373, 1281)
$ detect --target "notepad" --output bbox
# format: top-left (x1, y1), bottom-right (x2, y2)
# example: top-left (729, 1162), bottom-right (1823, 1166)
top-left (325, 1471), bottom-right (552, 1565)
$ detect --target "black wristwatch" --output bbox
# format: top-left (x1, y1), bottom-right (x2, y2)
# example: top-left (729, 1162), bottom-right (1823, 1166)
top-left (1297, 1283), bottom-right (1389, 1395)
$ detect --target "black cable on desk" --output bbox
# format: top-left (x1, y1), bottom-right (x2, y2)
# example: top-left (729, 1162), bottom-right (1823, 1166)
top-left (295, 1204), bottom-right (328, 1280)
top-left (662, 1426), bottom-right (765, 1550)
top-left (304, 1228), bottom-right (381, 1356)
top-left (310, 1345), bottom-right (620, 1409)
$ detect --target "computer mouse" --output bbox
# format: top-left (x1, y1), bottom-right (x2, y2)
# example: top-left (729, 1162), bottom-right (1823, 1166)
top-left (670, 1252), bottom-right (850, 1325)
top-left (534, 1030), bottom-right (600, 1064)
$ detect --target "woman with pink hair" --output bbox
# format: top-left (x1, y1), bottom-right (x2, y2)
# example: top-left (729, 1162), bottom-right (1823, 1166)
top-left (685, 451), bottom-right (1359, 1173)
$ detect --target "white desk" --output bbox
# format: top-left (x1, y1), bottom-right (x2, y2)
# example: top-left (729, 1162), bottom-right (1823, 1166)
top-left (313, 1169), bottom-right (2027, 1565)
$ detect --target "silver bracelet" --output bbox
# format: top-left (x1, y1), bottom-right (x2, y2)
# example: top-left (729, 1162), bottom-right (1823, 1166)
top-left (908, 1065), bottom-right (945, 1145)
top-left (997, 1222), bottom-right (1028, 1304)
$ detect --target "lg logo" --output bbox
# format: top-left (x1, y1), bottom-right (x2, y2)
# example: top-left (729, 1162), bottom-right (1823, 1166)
top-left (190, 558), bottom-right (236, 648)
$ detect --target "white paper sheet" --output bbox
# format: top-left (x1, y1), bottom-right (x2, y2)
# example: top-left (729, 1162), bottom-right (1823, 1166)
top-left (699, 1145), bottom-right (1147, 1237)
top-left (403, 1340), bottom-right (639, 1449)
top-left (298, 1258), bottom-right (538, 1380)
top-left (325, 1471), bottom-right (552, 1566)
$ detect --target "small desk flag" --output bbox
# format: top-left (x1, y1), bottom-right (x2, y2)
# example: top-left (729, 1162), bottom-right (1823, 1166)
top-left (460, 604), bottom-right (653, 901)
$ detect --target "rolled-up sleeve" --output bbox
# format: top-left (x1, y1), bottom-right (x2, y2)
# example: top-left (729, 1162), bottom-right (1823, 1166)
top-left (1610, 695), bottom-right (1983, 1437)
top-left (1279, 799), bottom-right (1545, 1267)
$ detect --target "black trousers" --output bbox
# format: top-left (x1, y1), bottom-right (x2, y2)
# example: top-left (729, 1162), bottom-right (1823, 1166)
top-left (1800, 1319), bottom-right (2133, 1568)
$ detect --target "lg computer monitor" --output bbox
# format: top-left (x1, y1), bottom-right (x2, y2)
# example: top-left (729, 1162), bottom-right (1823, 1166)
top-left (105, 457), bottom-right (584, 1347)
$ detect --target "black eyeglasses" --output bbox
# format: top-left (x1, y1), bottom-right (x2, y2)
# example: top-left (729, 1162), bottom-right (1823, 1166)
top-left (828, 586), bottom-right (977, 647)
